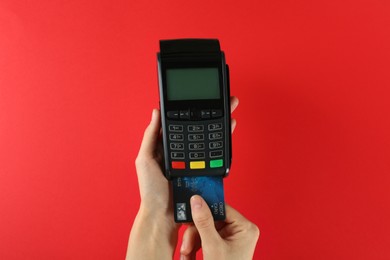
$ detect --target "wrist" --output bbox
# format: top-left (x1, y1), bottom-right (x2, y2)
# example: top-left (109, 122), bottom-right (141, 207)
top-left (126, 207), bottom-right (179, 260)
top-left (138, 204), bottom-right (178, 232)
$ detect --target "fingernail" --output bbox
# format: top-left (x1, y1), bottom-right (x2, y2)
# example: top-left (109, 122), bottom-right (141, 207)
top-left (151, 109), bottom-right (157, 121)
top-left (191, 195), bottom-right (202, 209)
top-left (180, 239), bottom-right (186, 253)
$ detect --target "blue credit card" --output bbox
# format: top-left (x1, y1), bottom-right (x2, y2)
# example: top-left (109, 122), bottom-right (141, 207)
top-left (172, 176), bottom-right (226, 223)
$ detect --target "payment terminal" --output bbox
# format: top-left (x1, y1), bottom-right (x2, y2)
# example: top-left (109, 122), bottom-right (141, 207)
top-left (157, 39), bottom-right (231, 179)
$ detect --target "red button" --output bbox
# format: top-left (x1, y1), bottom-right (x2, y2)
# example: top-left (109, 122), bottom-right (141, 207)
top-left (172, 161), bottom-right (185, 169)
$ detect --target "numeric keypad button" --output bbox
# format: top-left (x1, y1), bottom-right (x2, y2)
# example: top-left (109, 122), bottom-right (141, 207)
top-left (189, 152), bottom-right (205, 159)
top-left (170, 143), bottom-right (184, 150)
top-left (169, 134), bottom-right (184, 141)
top-left (188, 134), bottom-right (204, 141)
top-left (210, 150), bottom-right (223, 158)
top-left (169, 125), bottom-right (183, 132)
top-left (209, 132), bottom-right (223, 140)
top-left (188, 125), bottom-right (204, 132)
top-left (189, 143), bottom-right (205, 150)
top-left (208, 123), bottom-right (222, 131)
top-left (171, 152), bottom-right (185, 159)
top-left (209, 141), bottom-right (223, 149)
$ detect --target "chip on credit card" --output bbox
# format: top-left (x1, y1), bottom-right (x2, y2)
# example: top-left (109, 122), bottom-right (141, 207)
top-left (172, 176), bottom-right (226, 223)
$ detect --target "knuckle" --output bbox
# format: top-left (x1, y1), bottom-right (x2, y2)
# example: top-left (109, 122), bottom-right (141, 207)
top-left (251, 223), bottom-right (260, 238)
top-left (247, 222), bottom-right (260, 238)
top-left (135, 155), bottom-right (148, 169)
top-left (135, 156), bottom-right (143, 166)
top-left (194, 214), bottom-right (213, 230)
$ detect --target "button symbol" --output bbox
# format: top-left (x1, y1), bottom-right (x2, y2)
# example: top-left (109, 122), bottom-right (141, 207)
top-left (189, 143), bottom-right (205, 150)
top-left (169, 125), bottom-right (183, 132)
top-left (209, 141), bottom-right (223, 149)
top-left (208, 123), bottom-right (222, 131)
top-left (188, 125), bottom-right (204, 132)
top-left (171, 152), bottom-right (184, 159)
top-left (188, 134), bottom-right (204, 141)
top-left (170, 143), bottom-right (184, 150)
top-left (167, 111), bottom-right (179, 119)
top-left (210, 150), bottom-right (223, 158)
top-left (211, 109), bottom-right (222, 118)
top-left (169, 134), bottom-right (184, 141)
top-left (201, 110), bottom-right (211, 119)
top-left (179, 110), bottom-right (190, 119)
top-left (209, 132), bottom-right (223, 140)
top-left (189, 152), bottom-right (205, 159)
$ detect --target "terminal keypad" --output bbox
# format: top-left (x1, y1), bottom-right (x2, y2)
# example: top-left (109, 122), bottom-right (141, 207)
top-left (167, 120), bottom-right (225, 171)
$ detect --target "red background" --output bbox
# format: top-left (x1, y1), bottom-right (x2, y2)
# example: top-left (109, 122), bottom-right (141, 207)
top-left (1, 0), bottom-right (389, 259)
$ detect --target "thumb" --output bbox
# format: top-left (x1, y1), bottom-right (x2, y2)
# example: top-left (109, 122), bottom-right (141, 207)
top-left (190, 195), bottom-right (221, 246)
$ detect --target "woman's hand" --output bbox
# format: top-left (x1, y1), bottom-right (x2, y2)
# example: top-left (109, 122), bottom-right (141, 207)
top-left (126, 97), bottom-right (239, 260)
top-left (180, 195), bottom-right (260, 260)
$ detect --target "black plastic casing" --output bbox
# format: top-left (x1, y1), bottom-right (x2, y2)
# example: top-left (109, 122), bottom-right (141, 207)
top-left (157, 39), bottom-right (231, 179)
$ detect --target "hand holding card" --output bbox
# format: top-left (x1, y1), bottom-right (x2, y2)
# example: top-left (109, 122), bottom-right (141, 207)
top-left (180, 196), bottom-right (260, 260)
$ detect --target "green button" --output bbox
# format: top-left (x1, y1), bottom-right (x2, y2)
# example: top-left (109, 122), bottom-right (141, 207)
top-left (210, 159), bottom-right (223, 168)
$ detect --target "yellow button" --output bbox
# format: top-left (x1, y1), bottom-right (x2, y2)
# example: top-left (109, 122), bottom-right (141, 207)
top-left (190, 161), bottom-right (205, 169)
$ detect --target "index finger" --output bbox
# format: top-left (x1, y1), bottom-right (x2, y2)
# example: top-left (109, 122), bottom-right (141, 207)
top-left (230, 96), bottom-right (239, 113)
